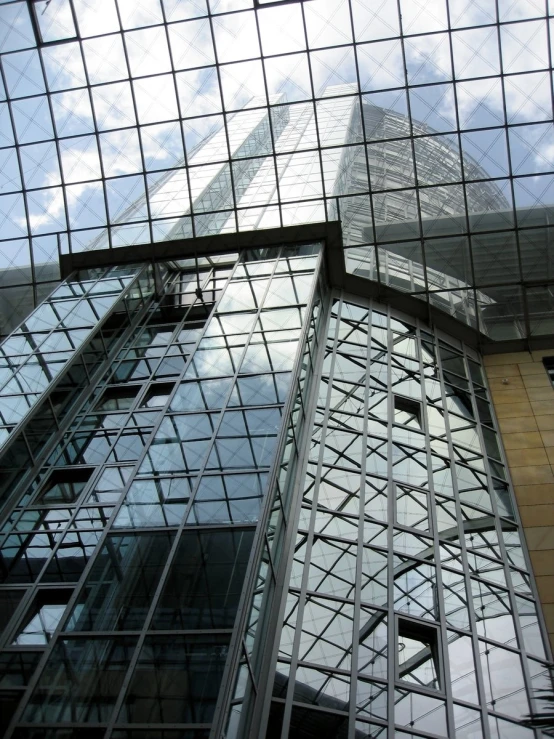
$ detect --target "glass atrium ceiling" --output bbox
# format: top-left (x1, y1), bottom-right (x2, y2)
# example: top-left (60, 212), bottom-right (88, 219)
top-left (0, 0), bottom-right (553, 340)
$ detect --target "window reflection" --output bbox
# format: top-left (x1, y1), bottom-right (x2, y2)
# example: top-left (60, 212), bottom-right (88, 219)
top-left (41, 530), bottom-right (102, 583)
top-left (152, 528), bottom-right (254, 630)
top-left (65, 532), bottom-right (175, 632)
top-left (115, 477), bottom-right (191, 528)
top-left (34, 468), bottom-right (94, 505)
top-left (23, 637), bottom-right (138, 723)
top-left (12, 590), bottom-right (71, 646)
top-left (118, 634), bottom-right (230, 724)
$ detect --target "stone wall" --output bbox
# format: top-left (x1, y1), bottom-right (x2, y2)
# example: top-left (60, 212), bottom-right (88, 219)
top-left (484, 350), bottom-right (554, 651)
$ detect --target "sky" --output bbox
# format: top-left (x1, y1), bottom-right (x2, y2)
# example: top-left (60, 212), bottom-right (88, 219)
top-left (0, 0), bottom-right (552, 275)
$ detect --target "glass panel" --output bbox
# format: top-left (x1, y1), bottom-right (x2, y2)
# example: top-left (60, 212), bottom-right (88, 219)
top-left (12, 590), bottom-right (71, 645)
top-left (65, 532), bottom-right (175, 632)
top-left (0, 590), bottom-right (25, 632)
top-left (398, 623), bottom-right (440, 691)
top-left (34, 468), bottom-right (94, 505)
top-left (23, 637), bottom-right (138, 723)
top-left (151, 528), bottom-right (254, 630)
top-left (118, 634), bottom-right (230, 724)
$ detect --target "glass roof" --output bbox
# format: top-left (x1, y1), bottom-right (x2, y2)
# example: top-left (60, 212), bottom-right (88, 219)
top-left (0, 0), bottom-right (553, 341)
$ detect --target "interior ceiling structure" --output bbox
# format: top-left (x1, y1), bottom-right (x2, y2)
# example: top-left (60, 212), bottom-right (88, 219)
top-left (0, 0), bottom-right (553, 342)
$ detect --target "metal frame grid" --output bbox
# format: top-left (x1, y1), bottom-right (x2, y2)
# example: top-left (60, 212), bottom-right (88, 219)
top-left (0, 262), bottom-right (156, 515)
top-left (0, 0), bottom-right (553, 342)
top-left (250, 291), bottom-right (553, 739)
top-left (0, 240), bottom-right (323, 737)
top-left (220, 249), bottom-right (328, 739)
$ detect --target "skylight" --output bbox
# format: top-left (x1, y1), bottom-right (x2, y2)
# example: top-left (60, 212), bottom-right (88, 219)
top-left (0, 0), bottom-right (552, 341)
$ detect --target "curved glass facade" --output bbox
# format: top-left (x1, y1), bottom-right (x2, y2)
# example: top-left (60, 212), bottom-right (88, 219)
top-left (0, 0), bottom-right (553, 736)
top-left (240, 293), bottom-right (552, 738)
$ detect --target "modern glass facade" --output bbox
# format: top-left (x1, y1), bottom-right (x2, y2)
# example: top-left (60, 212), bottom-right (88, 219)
top-left (0, 240), bottom-right (328, 737)
top-left (0, 234), bottom-right (552, 738)
top-left (257, 296), bottom-right (551, 739)
top-left (0, 0), bottom-right (553, 342)
top-left (0, 1), bottom-right (553, 738)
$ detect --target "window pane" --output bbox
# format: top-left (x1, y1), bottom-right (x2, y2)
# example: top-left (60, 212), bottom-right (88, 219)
top-left (118, 634), bottom-right (230, 724)
top-left (23, 637), bottom-right (137, 723)
top-left (151, 528), bottom-right (254, 629)
top-left (65, 532), bottom-right (175, 632)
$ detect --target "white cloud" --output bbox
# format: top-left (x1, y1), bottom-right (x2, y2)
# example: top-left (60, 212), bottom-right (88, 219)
top-left (6, 0), bottom-right (554, 243)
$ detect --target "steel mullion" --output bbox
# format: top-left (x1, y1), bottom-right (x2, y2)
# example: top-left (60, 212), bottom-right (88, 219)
top-left (251, 5), bottom-right (285, 230)
top-left (0, 58), bottom-right (42, 315)
top-left (394, 0), bottom-right (432, 328)
top-left (157, 0), bottom-right (198, 239)
top-left (433, 331), bottom-right (492, 739)
top-left (443, 0), bottom-right (482, 345)
top-left (277, 291), bottom-right (343, 739)
top-left (110, 0), bottom-right (155, 247)
top-left (346, 0), bottom-right (382, 287)
top-left (382, 300), bottom-right (397, 734)
top-left (493, 0), bottom-right (530, 343)
top-left (31, 36), bottom-right (73, 259)
top-left (416, 320), bottom-right (456, 735)
top-left (343, 293), bottom-right (371, 738)
top-left (298, 0), bottom-right (328, 225)
top-left (205, 6), bottom-right (240, 235)
top-left (68, 4), bottom-right (113, 252)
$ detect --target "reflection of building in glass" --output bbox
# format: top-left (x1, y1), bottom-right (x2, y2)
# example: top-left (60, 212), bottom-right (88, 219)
top-left (336, 100), bottom-right (509, 240)
top-left (83, 93), bottom-right (524, 340)
top-left (94, 91), bottom-right (510, 247)
top-left (0, 1), bottom-right (553, 736)
top-left (0, 228), bottom-right (551, 739)
top-left (79, 92), bottom-right (515, 340)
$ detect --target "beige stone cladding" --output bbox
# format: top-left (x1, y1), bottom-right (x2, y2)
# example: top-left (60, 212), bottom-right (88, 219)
top-left (485, 350), bottom-right (554, 650)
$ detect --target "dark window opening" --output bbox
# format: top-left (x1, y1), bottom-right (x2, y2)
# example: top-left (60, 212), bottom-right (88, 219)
top-left (0, 591), bottom-right (25, 634)
top-left (35, 467), bottom-right (94, 504)
top-left (394, 395), bottom-right (422, 428)
top-left (397, 618), bottom-right (441, 691)
top-left (141, 383), bottom-right (175, 409)
top-left (95, 386), bottom-right (141, 412)
top-left (11, 589), bottom-right (72, 646)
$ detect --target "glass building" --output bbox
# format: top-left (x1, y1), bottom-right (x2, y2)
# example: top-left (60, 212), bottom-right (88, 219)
top-left (0, 1), bottom-right (553, 738)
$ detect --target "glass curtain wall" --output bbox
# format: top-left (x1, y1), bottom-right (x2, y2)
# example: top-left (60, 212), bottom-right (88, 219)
top-left (0, 241), bottom-right (323, 737)
top-left (0, 0), bottom-right (552, 340)
top-left (0, 263), bottom-right (155, 513)
top-left (247, 294), bottom-right (552, 739)
top-left (0, 247), bottom-right (552, 739)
